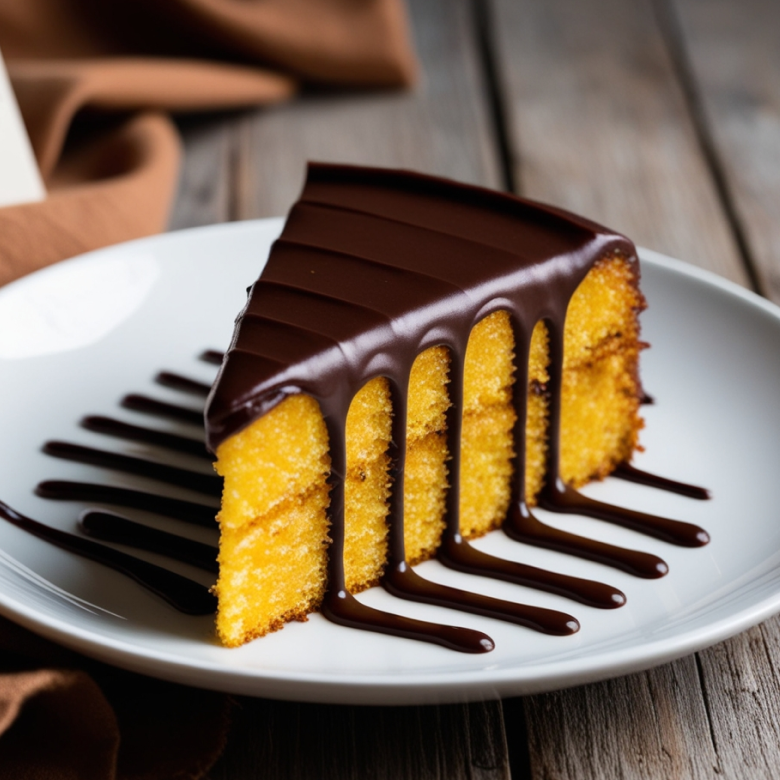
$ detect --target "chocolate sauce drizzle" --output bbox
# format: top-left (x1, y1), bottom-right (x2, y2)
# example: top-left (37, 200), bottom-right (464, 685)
top-left (204, 163), bottom-right (711, 652)
top-left (613, 463), bottom-right (710, 500)
top-left (0, 169), bottom-right (712, 651)
top-left (0, 499), bottom-right (216, 615)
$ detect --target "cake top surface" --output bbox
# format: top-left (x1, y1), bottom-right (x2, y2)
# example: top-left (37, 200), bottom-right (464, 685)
top-left (204, 163), bottom-right (635, 450)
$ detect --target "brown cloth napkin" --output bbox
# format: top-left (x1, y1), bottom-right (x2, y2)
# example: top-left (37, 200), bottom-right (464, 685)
top-left (0, 616), bottom-right (231, 779)
top-left (0, 1), bottom-right (416, 777)
top-left (0, 0), bottom-right (417, 287)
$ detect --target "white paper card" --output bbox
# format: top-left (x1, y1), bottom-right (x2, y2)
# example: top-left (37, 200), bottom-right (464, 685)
top-left (0, 47), bottom-right (46, 208)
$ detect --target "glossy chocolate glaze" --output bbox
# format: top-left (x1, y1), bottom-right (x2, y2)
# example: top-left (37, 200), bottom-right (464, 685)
top-left (155, 371), bottom-right (212, 396)
top-left (43, 441), bottom-right (222, 497)
top-left (204, 163), bottom-right (709, 649)
top-left (36, 480), bottom-right (217, 527)
top-left (613, 462), bottom-right (710, 500)
top-left (80, 416), bottom-right (211, 460)
top-left (122, 394), bottom-right (203, 426)
top-left (79, 510), bottom-right (218, 573)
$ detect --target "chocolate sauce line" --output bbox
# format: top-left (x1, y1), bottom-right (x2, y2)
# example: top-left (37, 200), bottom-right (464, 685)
top-left (539, 481), bottom-right (710, 547)
top-left (121, 395), bottom-right (204, 426)
top-left (35, 481), bottom-right (217, 528)
top-left (0, 500), bottom-right (216, 615)
top-left (383, 562), bottom-right (579, 636)
top-left (199, 350), bottom-right (224, 366)
top-left (43, 441), bottom-right (222, 497)
top-left (415, 343), bottom-right (581, 631)
top-left (80, 416), bottom-right (211, 460)
top-left (499, 319), bottom-right (709, 575)
top-left (79, 510), bottom-right (219, 574)
top-left (377, 376), bottom-right (579, 639)
top-left (437, 533), bottom-right (626, 608)
top-left (504, 501), bottom-right (668, 579)
top-left (321, 589), bottom-right (495, 654)
top-left (320, 408), bottom-right (496, 654)
top-left (613, 463), bottom-right (710, 500)
top-left (155, 372), bottom-right (212, 397)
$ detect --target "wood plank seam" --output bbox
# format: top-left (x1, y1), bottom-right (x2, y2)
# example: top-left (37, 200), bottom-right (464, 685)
top-left (693, 652), bottom-right (723, 774)
top-left (652, 0), bottom-right (764, 295)
top-left (469, 0), bottom-right (517, 194)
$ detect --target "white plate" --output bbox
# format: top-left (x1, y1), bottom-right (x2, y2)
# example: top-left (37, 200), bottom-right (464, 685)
top-left (0, 220), bottom-right (778, 705)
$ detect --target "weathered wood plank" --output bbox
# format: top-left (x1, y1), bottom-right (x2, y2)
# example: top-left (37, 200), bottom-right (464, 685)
top-left (522, 659), bottom-right (719, 779)
top-left (649, 2), bottom-right (780, 776)
top-left (487, 0), bottom-right (748, 776)
top-left (207, 698), bottom-right (510, 780)
top-left (168, 113), bottom-right (235, 230)
top-left (694, 620), bottom-right (780, 779)
top-left (489, 0), bottom-right (747, 285)
top-left (237, 0), bottom-right (501, 218)
top-left (666, 0), bottom-right (780, 299)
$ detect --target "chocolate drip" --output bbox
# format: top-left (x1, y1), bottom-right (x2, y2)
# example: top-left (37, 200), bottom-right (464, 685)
top-left (155, 372), bottom-right (212, 397)
top-left (613, 463), bottom-right (710, 500)
top-left (199, 350), bottom-right (224, 365)
top-left (437, 533), bottom-right (626, 608)
top-left (505, 318), bottom-right (709, 568)
top-left (79, 510), bottom-right (218, 573)
top-left (539, 480), bottom-right (710, 547)
top-left (36, 481), bottom-right (217, 527)
top-left (122, 395), bottom-right (203, 426)
top-left (43, 441), bottom-right (222, 497)
top-left (0, 500), bottom-right (216, 615)
top-left (319, 402), bottom-right (495, 653)
top-left (80, 416), bottom-right (211, 460)
top-left (320, 589), bottom-right (495, 654)
top-left (204, 163), bottom-right (711, 651)
top-left (503, 501), bottom-right (668, 579)
top-left (383, 562), bottom-right (579, 635)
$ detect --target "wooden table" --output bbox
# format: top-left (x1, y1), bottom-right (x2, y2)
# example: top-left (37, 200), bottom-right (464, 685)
top-left (168, 1), bottom-right (780, 776)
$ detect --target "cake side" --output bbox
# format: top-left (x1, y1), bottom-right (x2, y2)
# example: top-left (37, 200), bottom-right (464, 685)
top-left (206, 163), bottom-right (643, 648)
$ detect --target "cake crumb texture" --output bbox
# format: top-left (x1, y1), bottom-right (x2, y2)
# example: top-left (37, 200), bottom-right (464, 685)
top-left (213, 254), bottom-right (644, 647)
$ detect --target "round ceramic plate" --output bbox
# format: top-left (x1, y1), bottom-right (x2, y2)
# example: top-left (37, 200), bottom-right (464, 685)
top-left (0, 220), bottom-right (778, 705)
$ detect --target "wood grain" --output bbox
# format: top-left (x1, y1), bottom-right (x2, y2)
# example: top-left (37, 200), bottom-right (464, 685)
top-left (488, 0), bottom-right (748, 285)
top-left (650, 2), bottom-right (780, 775)
top-left (523, 659), bottom-right (719, 779)
top-left (207, 698), bottom-right (510, 780)
top-left (169, 113), bottom-right (236, 230)
top-left (667, 0), bottom-right (780, 300)
top-left (235, 0), bottom-right (501, 218)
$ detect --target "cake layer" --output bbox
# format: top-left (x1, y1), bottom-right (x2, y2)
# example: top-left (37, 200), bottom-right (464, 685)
top-left (212, 253), bottom-right (643, 646)
top-left (206, 163), bottom-right (644, 648)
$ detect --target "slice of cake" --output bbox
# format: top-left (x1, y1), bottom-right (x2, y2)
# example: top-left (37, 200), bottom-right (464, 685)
top-left (205, 163), bottom-right (645, 648)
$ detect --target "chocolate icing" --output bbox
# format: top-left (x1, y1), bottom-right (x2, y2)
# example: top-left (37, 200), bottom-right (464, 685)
top-left (0, 167), bottom-right (712, 649)
top-left (204, 163), bottom-right (710, 649)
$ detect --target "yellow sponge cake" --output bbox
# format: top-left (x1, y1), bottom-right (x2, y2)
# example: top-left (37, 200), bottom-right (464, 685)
top-left (205, 163), bottom-right (645, 648)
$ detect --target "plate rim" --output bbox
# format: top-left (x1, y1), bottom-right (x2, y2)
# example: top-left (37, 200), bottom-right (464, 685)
top-left (1, 220), bottom-right (778, 704)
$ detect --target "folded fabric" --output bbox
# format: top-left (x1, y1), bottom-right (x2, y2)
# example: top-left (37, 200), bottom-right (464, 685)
top-left (0, 1), bottom-right (416, 777)
top-left (0, 616), bottom-right (231, 780)
top-left (0, 0), bottom-right (417, 286)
